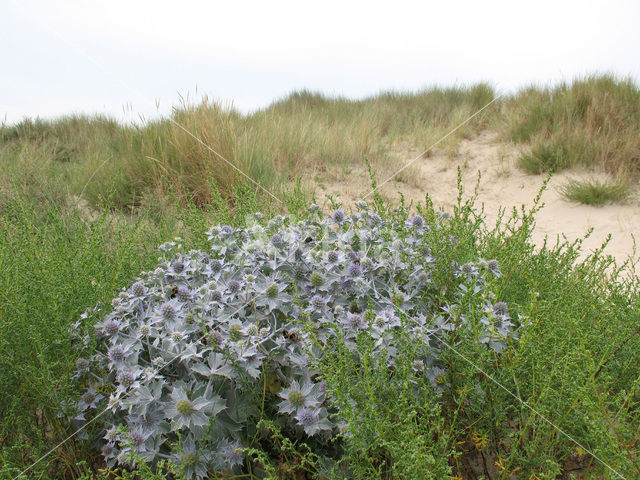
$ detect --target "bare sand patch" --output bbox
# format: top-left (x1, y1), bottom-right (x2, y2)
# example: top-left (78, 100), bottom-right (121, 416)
top-left (311, 131), bottom-right (639, 265)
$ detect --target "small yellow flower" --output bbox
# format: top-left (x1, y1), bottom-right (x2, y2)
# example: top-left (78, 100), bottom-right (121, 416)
top-left (471, 431), bottom-right (489, 449)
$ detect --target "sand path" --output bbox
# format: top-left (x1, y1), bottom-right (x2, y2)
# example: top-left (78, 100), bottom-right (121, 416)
top-left (313, 131), bottom-right (639, 265)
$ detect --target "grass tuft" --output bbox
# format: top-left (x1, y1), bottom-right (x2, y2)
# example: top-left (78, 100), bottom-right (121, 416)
top-left (560, 177), bottom-right (630, 206)
top-left (499, 74), bottom-right (640, 177)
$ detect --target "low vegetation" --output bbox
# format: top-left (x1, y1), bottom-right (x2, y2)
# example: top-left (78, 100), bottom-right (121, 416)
top-left (1, 75), bottom-right (639, 479)
top-left (560, 177), bottom-right (631, 206)
top-left (0, 84), bottom-right (494, 212)
top-left (499, 74), bottom-right (640, 180)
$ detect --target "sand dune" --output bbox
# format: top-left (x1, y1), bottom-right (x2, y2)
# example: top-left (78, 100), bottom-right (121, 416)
top-left (313, 131), bottom-right (639, 265)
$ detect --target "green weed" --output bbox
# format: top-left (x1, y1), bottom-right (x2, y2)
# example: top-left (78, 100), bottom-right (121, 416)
top-left (560, 177), bottom-right (630, 206)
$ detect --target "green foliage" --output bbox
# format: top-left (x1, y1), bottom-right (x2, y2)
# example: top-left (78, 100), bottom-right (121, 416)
top-left (560, 177), bottom-right (630, 205)
top-left (2, 76), bottom-right (640, 479)
top-left (501, 74), bottom-right (640, 177)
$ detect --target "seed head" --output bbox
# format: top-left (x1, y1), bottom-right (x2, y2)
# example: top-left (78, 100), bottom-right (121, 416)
top-left (171, 332), bottom-right (183, 343)
top-left (108, 345), bottom-right (126, 363)
top-left (413, 360), bottom-right (425, 373)
top-left (361, 257), bottom-right (374, 270)
top-left (176, 398), bottom-right (194, 416)
top-left (182, 452), bottom-right (198, 467)
top-left (117, 370), bottom-right (135, 388)
top-left (75, 357), bottom-right (89, 370)
top-left (493, 302), bottom-right (509, 317)
top-left (228, 280), bottom-right (241, 294)
top-left (131, 282), bottom-right (146, 297)
top-left (129, 430), bottom-right (146, 447)
top-left (265, 282), bottom-right (279, 299)
top-left (211, 289), bottom-right (223, 302)
top-left (103, 320), bottom-right (120, 336)
top-left (310, 272), bottom-right (324, 287)
top-left (172, 260), bottom-right (185, 274)
top-left (310, 295), bottom-right (325, 311)
top-left (160, 302), bottom-right (177, 322)
top-left (259, 327), bottom-right (271, 337)
top-left (288, 389), bottom-right (305, 407)
top-left (246, 324), bottom-right (259, 336)
top-left (270, 233), bottom-right (284, 248)
top-left (327, 250), bottom-right (339, 263)
top-left (81, 391), bottom-right (96, 405)
top-left (461, 263), bottom-right (477, 276)
top-left (392, 292), bottom-right (404, 306)
top-left (229, 323), bottom-right (243, 341)
top-left (293, 264), bottom-right (306, 280)
top-left (347, 313), bottom-right (364, 329)
top-left (211, 260), bottom-right (223, 273)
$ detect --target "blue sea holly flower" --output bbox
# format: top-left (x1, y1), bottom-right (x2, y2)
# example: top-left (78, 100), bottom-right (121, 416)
top-left (492, 301), bottom-right (509, 318)
top-left (295, 407), bottom-right (334, 436)
top-left (68, 204), bottom-right (519, 474)
top-left (130, 282), bottom-right (147, 298)
top-left (347, 262), bottom-right (362, 278)
top-left (154, 300), bottom-right (182, 324)
top-left (106, 345), bottom-right (128, 367)
top-left (332, 209), bottom-right (345, 224)
top-left (355, 200), bottom-right (369, 211)
top-left (116, 370), bottom-right (141, 394)
top-left (126, 427), bottom-right (151, 454)
top-left (277, 378), bottom-right (321, 414)
top-left (101, 318), bottom-right (120, 337)
top-left (270, 233), bottom-right (285, 248)
top-left (308, 294), bottom-right (326, 312)
top-left (408, 214), bottom-right (425, 229)
top-left (226, 280), bottom-right (242, 295)
top-left (176, 286), bottom-right (193, 303)
top-left (214, 438), bottom-right (245, 472)
top-left (166, 387), bottom-right (214, 429)
top-left (342, 312), bottom-right (366, 331)
top-left (169, 436), bottom-right (210, 480)
top-left (77, 385), bottom-right (104, 411)
top-left (219, 225), bottom-right (234, 236)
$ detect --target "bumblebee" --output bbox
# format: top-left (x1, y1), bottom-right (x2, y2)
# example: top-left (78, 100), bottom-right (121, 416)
top-left (168, 285), bottom-right (179, 299)
top-left (282, 329), bottom-right (300, 342)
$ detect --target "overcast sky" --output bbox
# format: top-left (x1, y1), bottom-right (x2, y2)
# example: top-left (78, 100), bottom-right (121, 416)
top-left (3, 0), bottom-right (639, 124)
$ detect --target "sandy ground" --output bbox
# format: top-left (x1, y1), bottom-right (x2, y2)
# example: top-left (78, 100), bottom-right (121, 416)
top-left (312, 131), bottom-right (640, 266)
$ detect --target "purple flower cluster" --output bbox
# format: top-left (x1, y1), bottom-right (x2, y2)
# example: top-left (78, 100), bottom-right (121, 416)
top-left (69, 204), bottom-right (515, 478)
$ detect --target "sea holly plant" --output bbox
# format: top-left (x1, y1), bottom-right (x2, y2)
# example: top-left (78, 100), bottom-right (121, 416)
top-left (68, 202), bottom-right (517, 478)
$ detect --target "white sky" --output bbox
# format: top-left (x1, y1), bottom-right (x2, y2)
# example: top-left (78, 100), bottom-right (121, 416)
top-left (3, 0), bottom-right (639, 124)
